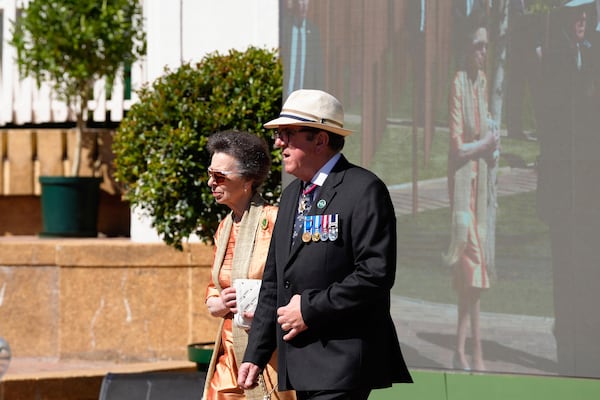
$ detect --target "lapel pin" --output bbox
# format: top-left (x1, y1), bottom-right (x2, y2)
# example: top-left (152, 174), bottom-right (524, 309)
top-left (317, 199), bottom-right (327, 209)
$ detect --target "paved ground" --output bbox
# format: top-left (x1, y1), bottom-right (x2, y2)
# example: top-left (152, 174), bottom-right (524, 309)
top-left (6, 167), bottom-right (557, 378)
top-left (391, 294), bottom-right (557, 376)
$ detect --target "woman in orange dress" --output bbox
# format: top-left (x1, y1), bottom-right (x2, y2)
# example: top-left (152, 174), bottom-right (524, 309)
top-left (203, 131), bottom-right (294, 400)
top-left (444, 18), bottom-right (500, 372)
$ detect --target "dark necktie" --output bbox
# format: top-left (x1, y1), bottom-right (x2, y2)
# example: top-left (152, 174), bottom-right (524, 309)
top-left (292, 183), bottom-right (317, 245)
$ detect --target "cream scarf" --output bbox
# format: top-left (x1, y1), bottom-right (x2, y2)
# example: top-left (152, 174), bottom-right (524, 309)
top-left (443, 71), bottom-right (489, 267)
top-left (203, 193), bottom-right (266, 400)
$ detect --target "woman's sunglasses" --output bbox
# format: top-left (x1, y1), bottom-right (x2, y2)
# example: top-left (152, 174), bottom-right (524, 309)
top-left (207, 168), bottom-right (235, 184)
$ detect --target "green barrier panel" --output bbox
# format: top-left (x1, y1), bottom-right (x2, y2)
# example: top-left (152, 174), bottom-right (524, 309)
top-left (370, 370), bottom-right (600, 400)
top-left (446, 371), bottom-right (600, 400)
top-left (372, 370), bottom-right (446, 400)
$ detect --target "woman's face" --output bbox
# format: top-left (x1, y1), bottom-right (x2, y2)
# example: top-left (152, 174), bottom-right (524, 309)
top-left (469, 27), bottom-right (488, 71)
top-left (208, 152), bottom-right (251, 211)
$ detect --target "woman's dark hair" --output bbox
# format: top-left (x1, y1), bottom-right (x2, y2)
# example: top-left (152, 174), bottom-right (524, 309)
top-left (458, 12), bottom-right (488, 68)
top-left (207, 130), bottom-right (271, 192)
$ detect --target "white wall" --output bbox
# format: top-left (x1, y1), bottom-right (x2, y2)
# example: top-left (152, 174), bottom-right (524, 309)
top-left (134, 0), bottom-right (279, 242)
top-left (144, 0), bottom-right (279, 84)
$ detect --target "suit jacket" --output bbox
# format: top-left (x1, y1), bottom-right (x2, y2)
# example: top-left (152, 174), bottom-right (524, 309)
top-left (537, 20), bottom-right (597, 225)
top-left (244, 155), bottom-right (412, 391)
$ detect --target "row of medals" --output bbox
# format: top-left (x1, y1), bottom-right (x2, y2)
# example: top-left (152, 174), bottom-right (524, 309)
top-left (302, 214), bottom-right (338, 243)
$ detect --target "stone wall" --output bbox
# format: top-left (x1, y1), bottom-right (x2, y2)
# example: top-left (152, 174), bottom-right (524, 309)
top-left (0, 237), bottom-right (219, 362)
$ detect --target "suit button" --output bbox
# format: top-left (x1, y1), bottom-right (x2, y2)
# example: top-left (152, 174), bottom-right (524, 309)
top-left (284, 281), bottom-right (291, 289)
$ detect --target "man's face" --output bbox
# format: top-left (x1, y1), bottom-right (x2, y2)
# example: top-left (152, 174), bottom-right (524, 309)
top-left (571, 10), bottom-right (587, 42)
top-left (294, 0), bottom-right (309, 18)
top-left (273, 126), bottom-right (319, 181)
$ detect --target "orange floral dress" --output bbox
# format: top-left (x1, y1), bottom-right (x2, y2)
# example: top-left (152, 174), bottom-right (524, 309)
top-left (447, 70), bottom-right (490, 290)
top-left (204, 206), bottom-right (294, 400)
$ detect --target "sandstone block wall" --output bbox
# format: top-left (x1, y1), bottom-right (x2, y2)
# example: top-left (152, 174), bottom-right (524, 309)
top-left (0, 238), bottom-right (219, 362)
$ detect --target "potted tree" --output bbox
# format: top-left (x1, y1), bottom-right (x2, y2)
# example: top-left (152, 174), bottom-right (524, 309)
top-left (9, 0), bottom-right (146, 237)
top-left (113, 47), bottom-right (283, 250)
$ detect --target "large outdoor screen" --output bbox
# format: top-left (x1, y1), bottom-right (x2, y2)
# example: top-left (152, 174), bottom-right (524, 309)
top-left (280, 0), bottom-right (600, 379)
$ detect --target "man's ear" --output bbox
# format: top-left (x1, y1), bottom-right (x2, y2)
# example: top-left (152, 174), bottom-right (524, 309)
top-left (315, 130), bottom-right (329, 150)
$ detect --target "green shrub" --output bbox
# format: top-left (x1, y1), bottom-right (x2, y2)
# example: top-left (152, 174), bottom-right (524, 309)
top-left (113, 47), bottom-right (283, 250)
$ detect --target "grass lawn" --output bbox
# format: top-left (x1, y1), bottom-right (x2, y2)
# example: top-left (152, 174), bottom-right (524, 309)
top-left (344, 123), bottom-right (553, 317)
top-left (366, 124), bottom-right (540, 186)
top-left (393, 191), bottom-right (553, 317)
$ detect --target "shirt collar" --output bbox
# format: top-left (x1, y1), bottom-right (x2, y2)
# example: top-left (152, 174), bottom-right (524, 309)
top-left (308, 153), bottom-right (341, 187)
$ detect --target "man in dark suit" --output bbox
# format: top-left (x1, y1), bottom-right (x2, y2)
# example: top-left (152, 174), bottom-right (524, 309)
top-left (280, 0), bottom-right (324, 98)
top-left (537, 0), bottom-right (600, 377)
top-left (238, 89), bottom-right (412, 400)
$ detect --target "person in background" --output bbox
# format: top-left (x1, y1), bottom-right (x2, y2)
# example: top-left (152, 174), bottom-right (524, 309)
top-left (203, 131), bottom-right (295, 400)
top-left (505, 0), bottom-right (544, 140)
top-left (280, 0), bottom-right (324, 98)
top-left (453, 0), bottom-right (491, 57)
top-left (443, 16), bottom-right (500, 372)
top-left (237, 89), bottom-right (412, 400)
top-left (537, 0), bottom-right (600, 377)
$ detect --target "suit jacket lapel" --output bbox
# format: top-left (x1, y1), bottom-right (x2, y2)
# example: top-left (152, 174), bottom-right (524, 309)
top-left (281, 180), bottom-right (304, 258)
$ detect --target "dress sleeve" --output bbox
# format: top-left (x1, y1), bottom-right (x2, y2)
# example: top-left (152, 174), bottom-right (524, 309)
top-left (448, 72), bottom-right (465, 156)
top-left (205, 222), bottom-right (224, 302)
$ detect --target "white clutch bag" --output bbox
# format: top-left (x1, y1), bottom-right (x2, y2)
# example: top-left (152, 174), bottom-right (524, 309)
top-left (233, 278), bottom-right (262, 329)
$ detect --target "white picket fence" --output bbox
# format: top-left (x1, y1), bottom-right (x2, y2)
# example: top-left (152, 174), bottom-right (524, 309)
top-left (0, 0), bottom-right (147, 127)
top-left (0, 0), bottom-right (278, 128)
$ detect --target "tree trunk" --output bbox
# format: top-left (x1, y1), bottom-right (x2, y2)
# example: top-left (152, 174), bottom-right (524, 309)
top-left (71, 111), bottom-right (84, 177)
top-left (487, 0), bottom-right (509, 280)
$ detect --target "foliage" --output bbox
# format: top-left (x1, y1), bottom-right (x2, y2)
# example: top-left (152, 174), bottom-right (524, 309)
top-left (10, 0), bottom-right (146, 176)
top-left (112, 47), bottom-right (283, 250)
top-left (527, 0), bottom-right (563, 13)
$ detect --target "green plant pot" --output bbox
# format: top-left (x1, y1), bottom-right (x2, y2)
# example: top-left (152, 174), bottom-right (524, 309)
top-left (187, 342), bottom-right (214, 372)
top-left (39, 176), bottom-right (102, 237)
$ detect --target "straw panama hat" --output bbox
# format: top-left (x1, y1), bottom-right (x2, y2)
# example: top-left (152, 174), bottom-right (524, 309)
top-left (264, 89), bottom-right (353, 137)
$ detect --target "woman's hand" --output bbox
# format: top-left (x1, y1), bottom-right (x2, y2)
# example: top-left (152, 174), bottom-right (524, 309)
top-left (206, 286), bottom-right (237, 318)
top-left (482, 127), bottom-right (501, 163)
top-left (482, 128), bottom-right (500, 154)
top-left (454, 127), bottom-right (500, 165)
top-left (242, 310), bottom-right (255, 328)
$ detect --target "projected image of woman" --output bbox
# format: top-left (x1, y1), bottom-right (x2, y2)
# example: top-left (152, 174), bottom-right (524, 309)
top-left (444, 16), bottom-right (500, 372)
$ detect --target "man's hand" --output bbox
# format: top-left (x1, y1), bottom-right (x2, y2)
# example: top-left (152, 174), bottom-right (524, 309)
top-left (238, 362), bottom-right (261, 389)
top-left (277, 294), bottom-right (307, 341)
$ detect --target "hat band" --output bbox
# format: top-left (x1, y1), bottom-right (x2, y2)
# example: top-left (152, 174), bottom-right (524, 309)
top-left (279, 113), bottom-right (344, 129)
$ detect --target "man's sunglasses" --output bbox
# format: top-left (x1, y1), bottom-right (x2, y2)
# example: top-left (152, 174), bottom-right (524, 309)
top-left (273, 127), bottom-right (320, 142)
top-left (207, 168), bottom-right (236, 184)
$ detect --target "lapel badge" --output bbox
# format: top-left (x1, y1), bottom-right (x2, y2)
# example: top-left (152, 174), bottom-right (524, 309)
top-left (317, 199), bottom-right (327, 209)
top-left (261, 218), bottom-right (268, 230)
